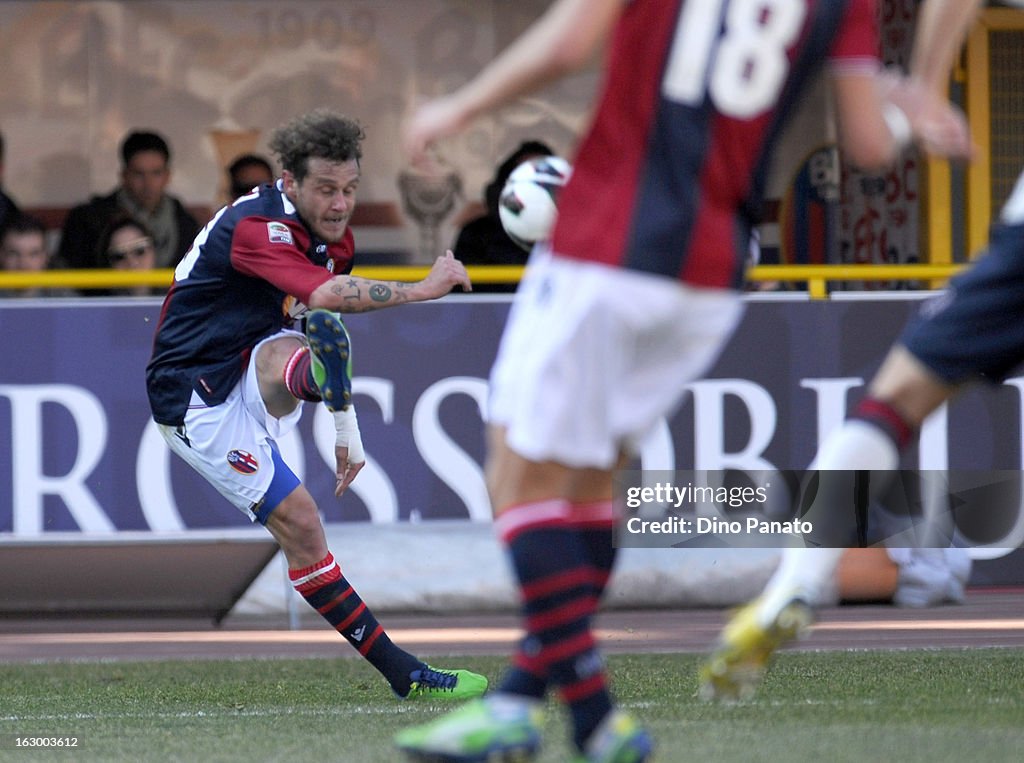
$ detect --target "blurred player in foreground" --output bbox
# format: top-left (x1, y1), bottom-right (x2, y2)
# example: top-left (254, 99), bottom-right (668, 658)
top-left (145, 109), bottom-right (485, 701)
top-left (396, 0), bottom-right (973, 760)
top-left (700, 0), bottom-right (989, 702)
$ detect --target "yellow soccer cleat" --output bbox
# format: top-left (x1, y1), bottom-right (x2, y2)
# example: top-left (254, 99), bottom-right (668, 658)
top-left (698, 597), bottom-right (814, 702)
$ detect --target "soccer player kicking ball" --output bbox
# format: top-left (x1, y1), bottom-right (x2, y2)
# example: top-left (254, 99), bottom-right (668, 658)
top-left (395, 0), bottom-right (972, 761)
top-left (700, 0), bottom-right (987, 703)
top-left (146, 109), bottom-right (486, 702)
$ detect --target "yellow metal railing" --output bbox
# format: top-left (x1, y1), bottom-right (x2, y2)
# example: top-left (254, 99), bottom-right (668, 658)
top-left (746, 264), bottom-right (964, 298)
top-left (0, 264), bottom-right (968, 299)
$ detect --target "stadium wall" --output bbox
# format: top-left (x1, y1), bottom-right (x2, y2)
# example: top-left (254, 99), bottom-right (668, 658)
top-left (1, 295), bottom-right (1024, 617)
top-left (1, 1), bottom-right (942, 272)
top-left (0, 0), bottom-right (834, 264)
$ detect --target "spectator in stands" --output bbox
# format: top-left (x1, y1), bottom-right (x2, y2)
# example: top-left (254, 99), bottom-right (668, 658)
top-left (58, 130), bottom-right (201, 270)
top-left (453, 141), bottom-right (554, 289)
top-left (227, 153), bottom-right (275, 201)
top-left (95, 215), bottom-right (161, 297)
top-left (0, 214), bottom-right (74, 299)
top-left (0, 130), bottom-right (21, 233)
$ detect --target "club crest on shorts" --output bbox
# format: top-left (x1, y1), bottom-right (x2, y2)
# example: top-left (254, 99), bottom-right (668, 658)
top-left (227, 449), bottom-right (259, 475)
top-left (266, 221), bottom-right (293, 245)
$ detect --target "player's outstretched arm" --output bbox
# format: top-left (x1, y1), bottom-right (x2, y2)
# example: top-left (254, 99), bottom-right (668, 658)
top-left (911, 0), bottom-right (984, 94)
top-left (307, 250), bottom-right (472, 313)
top-left (832, 69), bottom-right (972, 171)
top-left (897, 0), bottom-right (984, 159)
top-left (402, 0), bottom-right (621, 165)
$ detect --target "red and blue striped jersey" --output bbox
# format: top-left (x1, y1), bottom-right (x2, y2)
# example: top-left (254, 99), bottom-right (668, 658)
top-left (146, 182), bottom-right (352, 426)
top-left (550, 0), bottom-right (878, 288)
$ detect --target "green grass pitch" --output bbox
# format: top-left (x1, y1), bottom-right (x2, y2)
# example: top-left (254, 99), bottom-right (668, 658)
top-left (2, 649), bottom-right (1022, 761)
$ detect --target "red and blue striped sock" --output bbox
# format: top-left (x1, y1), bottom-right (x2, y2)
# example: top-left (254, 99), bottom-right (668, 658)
top-left (495, 499), bottom-right (613, 751)
top-left (568, 499), bottom-right (617, 600)
top-left (290, 553), bottom-right (421, 695)
top-left (283, 346), bottom-right (321, 402)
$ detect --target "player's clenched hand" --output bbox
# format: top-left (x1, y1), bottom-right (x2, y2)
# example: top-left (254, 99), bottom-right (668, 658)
top-left (419, 250), bottom-right (473, 297)
top-left (884, 74), bottom-right (975, 161)
top-left (913, 95), bottom-right (975, 161)
top-left (334, 445), bottom-right (365, 497)
top-left (402, 96), bottom-right (471, 169)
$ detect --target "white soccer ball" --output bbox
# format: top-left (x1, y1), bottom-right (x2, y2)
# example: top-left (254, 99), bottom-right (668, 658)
top-left (498, 156), bottom-right (572, 252)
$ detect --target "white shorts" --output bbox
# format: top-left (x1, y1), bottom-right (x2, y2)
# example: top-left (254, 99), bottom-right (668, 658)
top-left (488, 250), bottom-right (743, 469)
top-left (157, 330), bottom-right (305, 522)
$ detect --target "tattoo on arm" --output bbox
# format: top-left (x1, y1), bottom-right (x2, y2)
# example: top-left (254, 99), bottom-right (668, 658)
top-left (369, 283), bottom-right (392, 302)
top-left (328, 278), bottom-right (361, 304)
top-left (328, 276), bottom-right (414, 312)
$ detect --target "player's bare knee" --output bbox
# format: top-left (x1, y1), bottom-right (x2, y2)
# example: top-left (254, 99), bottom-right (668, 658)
top-left (484, 426), bottom-right (512, 499)
top-left (484, 436), bottom-right (539, 509)
top-left (568, 467), bottom-right (615, 503)
top-left (265, 491), bottom-right (327, 563)
top-left (256, 336), bottom-right (304, 416)
top-left (282, 501), bottom-right (323, 539)
top-left (256, 336), bottom-right (303, 382)
top-left (486, 438), bottom-right (578, 510)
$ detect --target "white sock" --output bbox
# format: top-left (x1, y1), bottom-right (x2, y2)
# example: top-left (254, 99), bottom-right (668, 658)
top-left (757, 547), bottom-right (844, 625)
top-left (756, 419), bottom-right (900, 625)
top-left (811, 419), bottom-right (900, 471)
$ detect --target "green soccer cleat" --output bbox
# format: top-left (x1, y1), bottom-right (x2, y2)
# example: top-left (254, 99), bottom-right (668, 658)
top-left (306, 309), bottom-right (353, 412)
top-left (698, 596), bottom-right (814, 702)
top-left (395, 694), bottom-right (542, 762)
top-left (573, 711), bottom-right (654, 763)
top-left (404, 666), bottom-right (489, 701)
